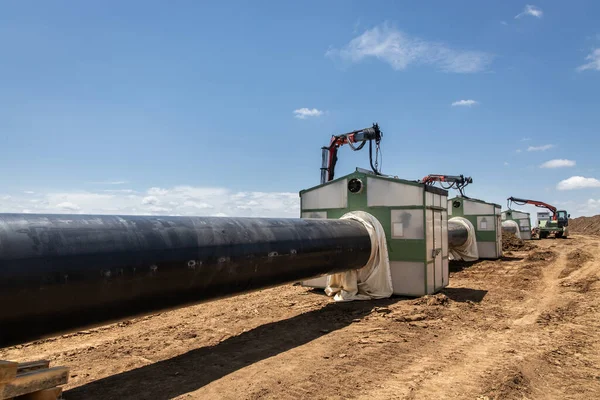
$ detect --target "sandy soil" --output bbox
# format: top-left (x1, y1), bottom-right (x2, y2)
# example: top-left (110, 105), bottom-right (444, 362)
top-left (570, 216), bottom-right (600, 236)
top-left (2, 235), bottom-right (600, 399)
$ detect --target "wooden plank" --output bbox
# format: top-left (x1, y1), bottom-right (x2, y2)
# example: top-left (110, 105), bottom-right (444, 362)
top-left (0, 361), bottom-right (18, 384)
top-left (16, 361), bottom-right (50, 375)
top-left (0, 367), bottom-right (69, 399)
top-left (16, 387), bottom-right (62, 400)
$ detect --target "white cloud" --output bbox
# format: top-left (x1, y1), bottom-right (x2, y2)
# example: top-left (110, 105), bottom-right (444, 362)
top-left (148, 206), bottom-right (169, 213)
top-left (0, 186), bottom-right (300, 218)
top-left (293, 108), bottom-right (324, 119)
top-left (183, 200), bottom-right (214, 209)
top-left (527, 144), bottom-right (554, 152)
top-left (516, 149), bottom-right (522, 153)
top-left (540, 159), bottom-right (576, 169)
top-left (520, 137), bottom-right (531, 141)
top-left (142, 196), bottom-right (159, 205)
top-left (56, 202), bottom-right (81, 211)
top-left (326, 23), bottom-right (494, 73)
top-left (148, 187), bottom-right (169, 196)
top-left (577, 48), bottom-right (600, 72)
top-left (170, 186), bottom-right (229, 198)
top-left (103, 189), bottom-right (136, 194)
top-left (586, 199), bottom-right (600, 206)
top-left (515, 5), bottom-right (543, 19)
top-left (504, 162), bottom-right (510, 166)
top-left (451, 99), bottom-right (478, 107)
top-left (88, 180), bottom-right (128, 185)
top-left (572, 198), bottom-right (600, 216)
top-left (500, 21), bottom-right (508, 26)
top-left (557, 176), bottom-right (600, 190)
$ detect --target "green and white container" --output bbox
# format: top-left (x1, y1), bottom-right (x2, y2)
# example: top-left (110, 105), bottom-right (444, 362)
top-left (502, 210), bottom-right (532, 240)
top-left (448, 197), bottom-right (502, 259)
top-left (299, 169), bottom-right (449, 297)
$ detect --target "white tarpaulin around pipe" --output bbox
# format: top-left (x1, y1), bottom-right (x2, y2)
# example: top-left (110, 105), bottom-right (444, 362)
top-left (325, 211), bottom-right (393, 302)
top-left (502, 220), bottom-right (521, 239)
top-left (448, 217), bottom-right (479, 262)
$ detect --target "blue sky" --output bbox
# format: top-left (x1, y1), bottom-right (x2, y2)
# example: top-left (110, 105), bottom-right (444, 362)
top-left (1, 1), bottom-right (599, 219)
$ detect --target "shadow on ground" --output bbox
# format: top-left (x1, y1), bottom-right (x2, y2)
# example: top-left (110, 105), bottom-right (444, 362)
top-left (442, 287), bottom-right (488, 303)
top-left (501, 256), bottom-right (525, 262)
top-left (449, 259), bottom-right (486, 273)
top-left (66, 298), bottom-right (402, 400)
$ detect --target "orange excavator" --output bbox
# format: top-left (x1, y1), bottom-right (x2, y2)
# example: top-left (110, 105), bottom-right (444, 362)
top-left (507, 197), bottom-right (570, 239)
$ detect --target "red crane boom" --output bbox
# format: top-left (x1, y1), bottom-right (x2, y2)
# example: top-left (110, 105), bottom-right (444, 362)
top-left (320, 123), bottom-right (382, 184)
top-left (419, 174), bottom-right (473, 197)
top-left (507, 197), bottom-right (557, 219)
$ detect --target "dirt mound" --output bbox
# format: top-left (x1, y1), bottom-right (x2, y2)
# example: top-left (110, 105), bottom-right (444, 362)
top-left (569, 215), bottom-right (600, 236)
top-left (526, 250), bottom-right (556, 262)
top-left (502, 232), bottom-right (534, 252)
top-left (559, 249), bottom-right (594, 278)
top-left (411, 293), bottom-right (450, 307)
top-left (561, 276), bottom-right (600, 293)
top-left (483, 369), bottom-right (531, 400)
top-left (567, 249), bottom-right (593, 266)
top-left (537, 301), bottom-right (577, 326)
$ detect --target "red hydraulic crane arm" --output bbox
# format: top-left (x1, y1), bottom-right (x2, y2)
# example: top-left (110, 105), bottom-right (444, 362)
top-left (507, 197), bottom-right (557, 219)
top-left (419, 174), bottom-right (473, 197)
top-left (321, 123), bottom-right (382, 184)
top-left (420, 174), bottom-right (472, 185)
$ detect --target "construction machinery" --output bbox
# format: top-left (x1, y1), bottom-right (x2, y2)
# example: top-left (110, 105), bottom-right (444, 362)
top-left (418, 174), bottom-right (503, 260)
top-left (321, 123), bottom-right (383, 184)
top-left (303, 124), bottom-right (454, 295)
top-left (448, 196), bottom-right (502, 259)
top-left (507, 197), bottom-right (570, 239)
top-left (501, 210), bottom-right (532, 240)
top-left (419, 174), bottom-right (473, 197)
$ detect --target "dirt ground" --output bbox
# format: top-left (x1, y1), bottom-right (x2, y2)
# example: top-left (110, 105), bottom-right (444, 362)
top-left (569, 215), bottom-right (600, 236)
top-left (2, 235), bottom-right (600, 399)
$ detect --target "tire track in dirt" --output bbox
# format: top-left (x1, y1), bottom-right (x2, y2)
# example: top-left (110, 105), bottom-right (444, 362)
top-left (481, 236), bottom-right (600, 399)
top-left (511, 248), bottom-right (562, 327)
top-left (366, 237), bottom-right (598, 399)
top-left (354, 329), bottom-right (520, 400)
top-left (354, 252), bottom-right (550, 399)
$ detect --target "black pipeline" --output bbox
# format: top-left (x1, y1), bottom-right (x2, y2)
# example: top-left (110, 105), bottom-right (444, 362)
top-left (448, 219), bottom-right (469, 248)
top-left (501, 223), bottom-right (518, 234)
top-left (0, 214), bottom-right (371, 347)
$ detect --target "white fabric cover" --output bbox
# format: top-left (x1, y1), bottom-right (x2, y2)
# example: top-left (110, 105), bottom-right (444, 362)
top-left (501, 220), bottom-right (521, 239)
top-left (324, 211), bottom-right (393, 302)
top-left (448, 217), bottom-right (479, 262)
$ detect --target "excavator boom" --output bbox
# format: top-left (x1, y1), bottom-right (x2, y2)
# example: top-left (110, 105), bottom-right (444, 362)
top-left (507, 196), bottom-right (569, 239)
top-left (507, 196), bottom-right (557, 215)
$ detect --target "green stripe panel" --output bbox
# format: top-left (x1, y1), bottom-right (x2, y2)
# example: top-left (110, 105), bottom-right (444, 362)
top-left (388, 240), bottom-right (427, 262)
top-left (475, 231), bottom-right (498, 242)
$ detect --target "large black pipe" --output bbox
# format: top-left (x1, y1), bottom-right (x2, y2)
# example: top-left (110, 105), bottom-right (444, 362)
top-left (0, 213), bottom-right (371, 347)
top-left (501, 221), bottom-right (518, 234)
top-left (448, 219), bottom-right (469, 248)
